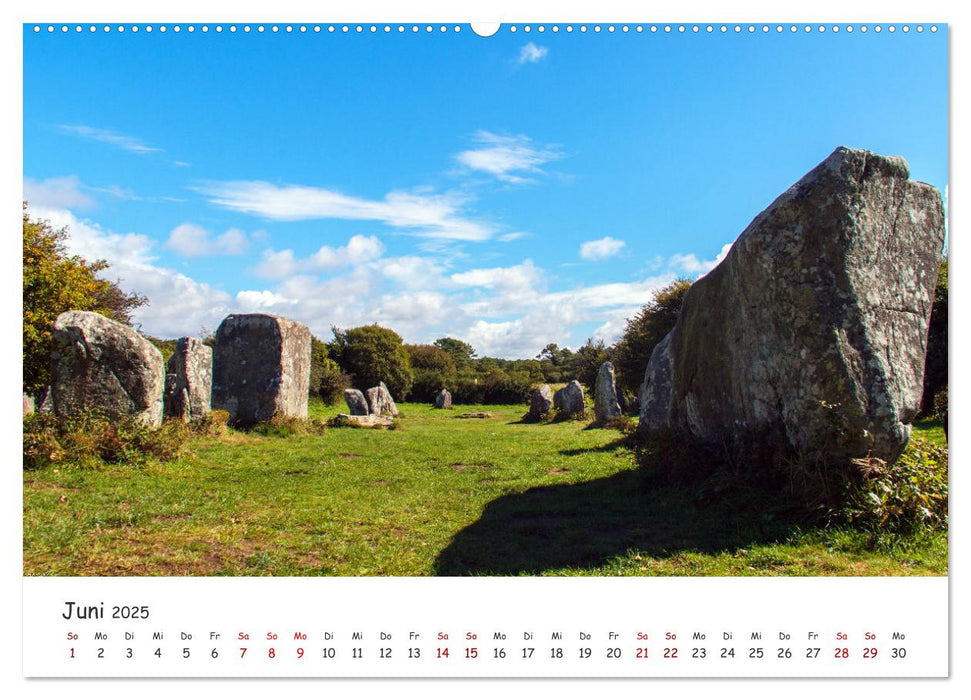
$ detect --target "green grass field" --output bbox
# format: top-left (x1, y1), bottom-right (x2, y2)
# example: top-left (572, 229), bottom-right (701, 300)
top-left (23, 402), bottom-right (947, 577)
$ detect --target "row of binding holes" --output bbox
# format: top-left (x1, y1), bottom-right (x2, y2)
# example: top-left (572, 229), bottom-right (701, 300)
top-left (33, 24), bottom-right (939, 34)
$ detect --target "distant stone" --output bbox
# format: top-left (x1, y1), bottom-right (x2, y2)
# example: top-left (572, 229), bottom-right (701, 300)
top-left (366, 381), bottom-right (399, 417)
top-left (594, 362), bottom-right (622, 423)
top-left (212, 313), bottom-right (311, 425)
top-left (23, 392), bottom-right (35, 415)
top-left (333, 413), bottom-right (393, 428)
top-left (50, 310), bottom-right (165, 426)
top-left (457, 412), bottom-right (494, 419)
top-left (527, 385), bottom-right (553, 419)
top-left (344, 388), bottom-right (370, 415)
top-left (554, 380), bottom-right (585, 416)
top-left (164, 337), bottom-right (212, 421)
top-left (434, 388), bottom-right (452, 409)
top-left (638, 147), bottom-right (946, 464)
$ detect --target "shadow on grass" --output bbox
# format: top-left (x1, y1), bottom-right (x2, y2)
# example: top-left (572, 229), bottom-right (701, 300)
top-left (434, 469), bottom-right (802, 575)
top-left (557, 437), bottom-right (631, 457)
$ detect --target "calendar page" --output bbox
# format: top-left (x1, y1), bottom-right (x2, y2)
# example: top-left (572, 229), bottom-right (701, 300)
top-left (11, 0), bottom-right (961, 696)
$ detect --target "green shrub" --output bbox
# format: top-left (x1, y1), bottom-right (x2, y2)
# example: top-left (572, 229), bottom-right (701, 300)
top-left (191, 409), bottom-right (231, 437)
top-left (23, 410), bottom-right (189, 469)
top-left (834, 440), bottom-right (948, 532)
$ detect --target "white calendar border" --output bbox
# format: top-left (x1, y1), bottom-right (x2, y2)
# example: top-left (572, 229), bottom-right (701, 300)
top-left (4, 0), bottom-right (964, 697)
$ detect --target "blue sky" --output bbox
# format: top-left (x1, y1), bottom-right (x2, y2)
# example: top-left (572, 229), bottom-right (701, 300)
top-left (23, 23), bottom-right (948, 358)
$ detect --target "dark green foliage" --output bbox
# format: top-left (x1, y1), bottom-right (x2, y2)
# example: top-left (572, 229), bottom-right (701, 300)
top-left (309, 336), bottom-right (350, 404)
top-left (434, 337), bottom-right (476, 369)
top-left (405, 344), bottom-right (458, 401)
top-left (535, 343), bottom-right (575, 383)
top-left (450, 369), bottom-right (533, 405)
top-left (920, 257), bottom-right (947, 415)
top-left (145, 336), bottom-right (178, 366)
top-left (23, 206), bottom-right (148, 393)
top-left (612, 279), bottom-right (692, 394)
top-left (329, 324), bottom-right (414, 399)
top-left (568, 337), bottom-right (611, 391)
top-left (23, 410), bottom-right (188, 469)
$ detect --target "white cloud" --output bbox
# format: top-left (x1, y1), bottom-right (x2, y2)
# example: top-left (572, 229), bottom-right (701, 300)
top-left (24, 175), bottom-right (95, 210)
top-left (254, 235), bottom-right (387, 280)
top-left (580, 236), bottom-right (626, 261)
top-left (668, 242), bottom-right (734, 276)
top-left (58, 124), bottom-right (161, 154)
top-left (198, 181), bottom-right (494, 241)
top-left (517, 42), bottom-right (549, 64)
top-left (454, 131), bottom-right (563, 184)
top-left (29, 206), bottom-right (233, 337)
top-left (450, 260), bottom-right (543, 293)
top-left (165, 223), bottom-right (250, 257)
top-left (309, 235), bottom-right (384, 270)
top-left (498, 231), bottom-right (528, 243)
top-left (235, 290), bottom-right (297, 310)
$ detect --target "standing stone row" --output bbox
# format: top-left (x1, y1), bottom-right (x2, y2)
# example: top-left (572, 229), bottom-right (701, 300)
top-left (47, 311), bottom-right (312, 427)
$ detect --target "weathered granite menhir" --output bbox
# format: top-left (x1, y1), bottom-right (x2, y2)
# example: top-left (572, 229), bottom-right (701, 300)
top-left (434, 388), bottom-right (452, 409)
top-left (526, 384), bottom-right (553, 420)
top-left (50, 310), bottom-right (165, 426)
top-left (366, 381), bottom-right (399, 417)
top-left (638, 147), bottom-right (946, 464)
top-left (344, 388), bottom-right (370, 416)
top-left (594, 361), bottom-right (622, 423)
top-left (212, 313), bottom-right (311, 425)
top-left (164, 337), bottom-right (213, 421)
top-left (554, 380), bottom-right (585, 417)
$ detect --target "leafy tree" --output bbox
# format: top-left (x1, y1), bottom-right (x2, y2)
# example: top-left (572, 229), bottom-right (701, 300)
top-left (23, 205), bottom-right (147, 393)
top-left (329, 324), bottom-right (414, 399)
top-left (921, 257), bottom-right (948, 415)
top-left (568, 337), bottom-right (611, 391)
top-left (405, 344), bottom-right (457, 401)
top-left (434, 337), bottom-right (476, 369)
top-left (310, 335), bottom-right (350, 404)
top-left (612, 278), bottom-right (692, 394)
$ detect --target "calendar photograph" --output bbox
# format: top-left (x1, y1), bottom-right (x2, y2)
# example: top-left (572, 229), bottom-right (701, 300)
top-left (22, 21), bottom-right (948, 581)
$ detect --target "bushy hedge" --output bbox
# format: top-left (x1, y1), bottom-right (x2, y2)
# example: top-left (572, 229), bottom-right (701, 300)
top-left (23, 410), bottom-right (189, 469)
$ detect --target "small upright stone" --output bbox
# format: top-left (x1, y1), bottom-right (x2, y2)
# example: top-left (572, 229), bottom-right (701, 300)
top-left (594, 361), bottom-right (623, 423)
top-left (554, 380), bottom-right (586, 417)
top-left (50, 311), bottom-right (165, 426)
top-left (434, 388), bottom-right (452, 409)
top-left (344, 389), bottom-right (370, 415)
top-left (366, 381), bottom-right (399, 417)
top-left (23, 392), bottom-right (35, 416)
top-left (527, 385), bottom-right (553, 420)
top-left (164, 337), bottom-right (212, 421)
top-left (212, 313), bottom-right (311, 425)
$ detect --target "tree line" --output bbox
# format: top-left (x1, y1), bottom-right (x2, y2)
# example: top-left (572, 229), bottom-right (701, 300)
top-left (23, 206), bottom-right (949, 412)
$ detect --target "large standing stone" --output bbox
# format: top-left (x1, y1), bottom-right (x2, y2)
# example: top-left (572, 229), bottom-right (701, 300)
top-left (344, 388), bottom-right (370, 415)
top-left (164, 337), bottom-right (212, 421)
top-left (527, 384), bottom-right (553, 419)
top-left (638, 147), bottom-right (946, 464)
top-left (50, 310), bottom-right (165, 426)
top-left (434, 388), bottom-right (452, 409)
top-left (366, 381), bottom-right (399, 417)
top-left (553, 380), bottom-right (586, 417)
top-left (594, 361), bottom-right (623, 423)
top-left (212, 313), bottom-right (311, 425)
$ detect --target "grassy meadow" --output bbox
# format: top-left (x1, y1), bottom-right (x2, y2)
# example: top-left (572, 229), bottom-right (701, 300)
top-left (23, 401), bottom-right (947, 577)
